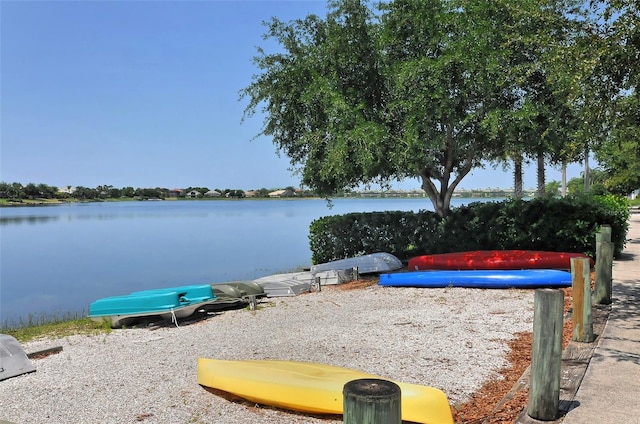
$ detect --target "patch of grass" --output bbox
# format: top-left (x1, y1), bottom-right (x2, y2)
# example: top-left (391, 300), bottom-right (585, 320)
top-left (0, 198), bottom-right (66, 206)
top-left (2, 317), bottom-right (111, 343)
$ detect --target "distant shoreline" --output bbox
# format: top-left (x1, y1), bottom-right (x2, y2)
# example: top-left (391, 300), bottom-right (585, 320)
top-left (0, 194), bottom-right (515, 208)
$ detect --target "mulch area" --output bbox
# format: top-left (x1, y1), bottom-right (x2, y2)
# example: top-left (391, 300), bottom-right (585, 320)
top-left (337, 276), bottom-right (583, 424)
top-left (450, 285), bottom-right (581, 424)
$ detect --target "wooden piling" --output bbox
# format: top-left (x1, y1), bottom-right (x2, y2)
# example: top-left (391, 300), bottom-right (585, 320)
top-left (315, 276), bottom-right (322, 292)
top-left (594, 229), bottom-right (614, 305)
top-left (598, 224), bottom-right (612, 241)
top-left (571, 257), bottom-right (593, 342)
top-left (528, 289), bottom-right (564, 421)
top-left (343, 379), bottom-right (401, 424)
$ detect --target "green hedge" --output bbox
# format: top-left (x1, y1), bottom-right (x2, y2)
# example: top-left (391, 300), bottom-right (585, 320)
top-left (308, 195), bottom-right (630, 264)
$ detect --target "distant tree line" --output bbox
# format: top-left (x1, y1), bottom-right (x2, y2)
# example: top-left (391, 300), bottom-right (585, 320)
top-left (2, 176), bottom-right (613, 203)
top-left (0, 182), bottom-right (59, 199)
top-left (0, 182), bottom-right (320, 201)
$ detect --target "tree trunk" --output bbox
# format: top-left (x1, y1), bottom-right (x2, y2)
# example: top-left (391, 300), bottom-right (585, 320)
top-left (513, 154), bottom-right (524, 199)
top-left (583, 145), bottom-right (590, 194)
top-left (536, 151), bottom-right (546, 197)
top-left (421, 182), bottom-right (450, 218)
top-left (417, 153), bottom-right (473, 218)
top-left (561, 161), bottom-right (567, 197)
top-left (420, 175), bottom-right (452, 218)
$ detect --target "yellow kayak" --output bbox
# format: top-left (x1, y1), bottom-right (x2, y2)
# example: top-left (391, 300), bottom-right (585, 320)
top-left (197, 358), bottom-right (453, 424)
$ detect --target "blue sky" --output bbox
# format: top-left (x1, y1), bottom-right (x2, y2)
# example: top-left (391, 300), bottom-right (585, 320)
top-left (1, 0), bottom-right (588, 191)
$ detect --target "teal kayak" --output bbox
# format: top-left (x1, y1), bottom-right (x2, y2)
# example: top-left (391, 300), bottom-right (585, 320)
top-left (89, 284), bottom-right (216, 327)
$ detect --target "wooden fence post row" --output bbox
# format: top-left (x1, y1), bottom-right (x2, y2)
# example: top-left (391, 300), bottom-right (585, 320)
top-left (343, 379), bottom-right (401, 424)
top-left (571, 257), bottom-right (594, 343)
top-left (528, 289), bottom-right (564, 421)
top-left (594, 225), bottom-right (613, 305)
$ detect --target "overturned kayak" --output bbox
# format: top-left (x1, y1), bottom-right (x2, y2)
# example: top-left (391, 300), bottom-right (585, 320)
top-left (89, 284), bottom-right (216, 328)
top-left (254, 270), bottom-right (353, 296)
top-left (379, 269), bottom-right (572, 289)
top-left (408, 250), bottom-right (593, 271)
top-left (211, 281), bottom-right (266, 299)
top-left (209, 281), bottom-right (267, 307)
top-left (0, 334), bottom-right (36, 381)
top-left (253, 272), bottom-right (315, 297)
top-left (198, 358), bottom-right (453, 424)
top-left (311, 252), bottom-right (403, 275)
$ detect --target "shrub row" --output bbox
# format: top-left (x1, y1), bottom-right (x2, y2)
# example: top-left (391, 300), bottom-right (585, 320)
top-left (308, 195), bottom-right (630, 264)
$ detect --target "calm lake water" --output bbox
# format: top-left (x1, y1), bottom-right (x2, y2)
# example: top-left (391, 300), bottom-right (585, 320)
top-left (0, 197), bottom-right (487, 327)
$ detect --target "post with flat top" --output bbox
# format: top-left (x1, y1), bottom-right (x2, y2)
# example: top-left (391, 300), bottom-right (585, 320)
top-left (352, 266), bottom-right (359, 281)
top-left (571, 257), bottom-right (594, 342)
top-left (343, 379), bottom-right (401, 424)
top-left (594, 225), bottom-right (613, 305)
top-left (528, 289), bottom-right (564, 421)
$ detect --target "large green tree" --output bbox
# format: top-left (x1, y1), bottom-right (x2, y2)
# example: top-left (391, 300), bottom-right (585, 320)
top-left (598, 95), bottom-right (640, 194)
top-left (242, 0), bottom-right (587, 216)
top-left (376, 0), bottom-right (499, 215)
top-left (481, 0), bottom-right (591, 198)
top-left (242, 1), bottom-right (390, 199)
top-left (589, 0), bottom-right (640, 194)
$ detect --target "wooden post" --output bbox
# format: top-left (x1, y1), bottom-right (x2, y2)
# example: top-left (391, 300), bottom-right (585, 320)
top-left (571, 257), bottom-right (593, 342)
top-left (315, 276), bottom-right (322, 292)
top-left (27, 346), bottom-right (63, 359)
top-left (248, 295), bottom-right (257, 311)
top-left (343, 379), bottom-right (401, 424)
top-left (352, 266), bottom-right (359, 281)
top-left (599, 224), bottom-right (612, 242)
top-left (594, 228), bottom-right (614, 305)
top-left (528, 289), bottom-right (564, 421)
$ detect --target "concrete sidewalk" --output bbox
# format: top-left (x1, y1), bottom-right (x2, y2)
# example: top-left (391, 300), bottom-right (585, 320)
top-left (561, 212), bottom-right (640, 424)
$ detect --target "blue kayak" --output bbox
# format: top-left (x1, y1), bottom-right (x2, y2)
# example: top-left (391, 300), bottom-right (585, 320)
top-left (379, 269), bottom-right (572, 289)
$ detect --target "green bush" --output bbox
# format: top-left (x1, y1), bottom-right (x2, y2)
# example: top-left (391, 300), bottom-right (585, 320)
top-left (308, 211), bottom-right (432, 264)
top-left (308, 195), bottom-right (630, 263)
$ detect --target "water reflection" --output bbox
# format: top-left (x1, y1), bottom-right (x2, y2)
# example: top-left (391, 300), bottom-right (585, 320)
top-left (0, 215), bottom-right (60, 226)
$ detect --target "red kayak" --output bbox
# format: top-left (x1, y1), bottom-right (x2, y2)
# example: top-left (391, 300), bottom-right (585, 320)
top-left (408, 250), bottom-right (594, 271)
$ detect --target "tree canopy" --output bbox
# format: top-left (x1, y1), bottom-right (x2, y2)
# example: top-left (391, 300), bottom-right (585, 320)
top-left (241, 0), bottom-right (608, 216)
top-left (589, 0), bottom-right (640, 195)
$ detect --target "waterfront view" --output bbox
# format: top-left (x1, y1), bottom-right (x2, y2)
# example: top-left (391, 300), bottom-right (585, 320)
top-left (0, 197), bottom-right (492, 327)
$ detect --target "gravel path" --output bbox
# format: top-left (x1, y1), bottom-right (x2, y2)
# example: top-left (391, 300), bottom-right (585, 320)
top-left (1, 284), bottom-right (534, 424)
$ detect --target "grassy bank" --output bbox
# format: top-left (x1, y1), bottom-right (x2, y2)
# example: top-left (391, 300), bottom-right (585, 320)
top-left (0, 197), bottom-right (142, 206)
top-left (2, 316), bottom-right (111, 343)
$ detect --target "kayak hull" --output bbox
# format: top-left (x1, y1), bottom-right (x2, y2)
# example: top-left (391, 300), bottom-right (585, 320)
top-left (408, 250), bottom-right (593, 271)
top-left (197, 358), bottom-right (453, 424)
top-left (379, 269), bottom-right (572, 289)
top-left (311, 252), bottom-right (403, 275)
top-left (88, 284), bottom-right (216, 327)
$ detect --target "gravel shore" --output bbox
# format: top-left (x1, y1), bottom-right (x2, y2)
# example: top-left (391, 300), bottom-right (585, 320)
top-left (1, 284), bottom-right (534, 424)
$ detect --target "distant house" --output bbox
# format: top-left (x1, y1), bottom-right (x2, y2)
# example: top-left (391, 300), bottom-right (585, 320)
top-left (57, 186), bottom-right (77, 195)
top-left (245, 190), bottom-right (257, 198)
top-left (385, 190), bottom-right (405, 198)
top-left (268, 189), bottom-right (296, 198)
top-left (168, 189), bottom-right (184, 197)
top-left (358, 190), bottom-right (379, 198)
top-left (185, 190), bottom-right (202, 198)
top-left (204, 190), bottom-right (221, 197)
